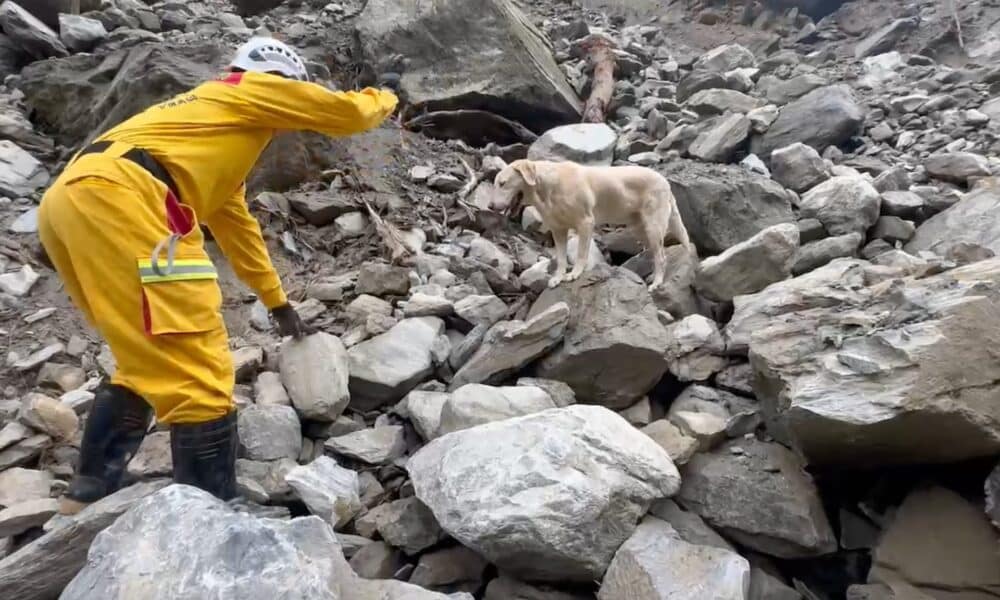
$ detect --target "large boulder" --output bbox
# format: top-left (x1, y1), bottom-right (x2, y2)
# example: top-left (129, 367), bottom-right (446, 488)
top-left (60, 484), bottom-right (460, 600)
top-left (597, 517), bottom-right (750, 600)
top-left (906, 184), bottom-right (1000, 256)
top-left (868, 487), bottom-right (1000, 598)
top-left (924, 152), bottom-right (991, 185)
top-left (659, 159), bottom-right (796, 255)
top-left (687, 113), bottom-right (752, 164)
top-left (355, 0), bottom-right (581, 134)
top-left (752, 85), bottom-right (864, 158)
top-left (799, 176), bottom-right (881, 236)
top-left (20, 41), bottom-right (227, 146)
top-left (694, 223), bottom-right (799, 303)
top-left (770, 142), bottom-right (831, 193)
top-left (347, 317), bottom-right (445, 410)
top-left (0, 481), bottom-right (167, 600)
top-left (744, 257), bottom-right (1000, 466)
top-left (438, 384), bottom-right (556, 436)
top-left (527, 124), bottom-right (617, 165)
top-left (0, 1), bottom-right (68, 59)
top-left (279, 333), bottom-right (351, 422)
top-left (408, 405), bottom-right (681, 582)
top-left (677, 439), bottom-right (837, 558)
top-left (450, 302), bottom-right (569, 389)
top-left (528, 266), bottom-right (668, 409)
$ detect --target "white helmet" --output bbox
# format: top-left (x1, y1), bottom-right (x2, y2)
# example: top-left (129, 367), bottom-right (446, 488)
top-left (229, 37), bottom-right (309, 82)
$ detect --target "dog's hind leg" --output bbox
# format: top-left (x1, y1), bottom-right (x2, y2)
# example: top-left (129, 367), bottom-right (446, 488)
top-left (641, 212), bottom-right (669, 290)
top-left (564, 217), bottom-right (594, 283)
top-left (548, 228), bottom-right (570, 288)
top-left (668, 204), bottom-right (698, 260)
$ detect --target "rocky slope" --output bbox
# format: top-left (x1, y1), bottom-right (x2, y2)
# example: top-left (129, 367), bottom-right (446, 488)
top-left (0, 0), bottom-right (999, 599)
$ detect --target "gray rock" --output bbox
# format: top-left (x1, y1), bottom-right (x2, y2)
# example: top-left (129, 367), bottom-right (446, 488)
top-left (348, 317), bottom-right (445, 409)
top-left (399, 390), bottom-right (450, 440)
top-left (484, 576), bottom-right (592, 600)
top-left (0, 141), bottom-right (48, 198)
top-left (0, 481), bottom-right (167, 600)
top-left (641, 420), bottom-right (699, 465)
top-left (598, 517), bottom-right (749, 600)
top-left (0, 434), bottom-right (50, 471)
top-left (663, 315), bottom-right (727, 382)
top-left (648, 499), bottom-right (734, 551)
top-left (355, 0), bottom-right (581, 133)
top-left (792, 232), bottom-right (862, 274)
top-left (527, 123), bottom-right (617, 165)
top-left (746, 258), bottom-right (1000, 466)
top-left (685, 89), bottom-right (762, 116)
top-left (870, 216), bottom-right (915, 244)
top-left (236, 458), bottom-right (296, 503)
top-left (369, 496), bottom-right (445, 556)
top-left (846, 584), bottom-right (895, 600)
top-left (676, 71), bottom-right (727, 103)
top-left (924, 152), bottom-right (991, 185)
top-left (678, 439), bottom-right (837, 558)
top-left (60, 484), bottom-right (444, 600)
top-left (325, 426), bottom-right (406, 465)
top-left (753, 85), bottom-right (864, 157)
top-left (759, 73), bottom-right (828, 105)
top-left (0, 264), bottom-right (39, 297)
top-left (0, 1), bottom-right (68, 59)
top-left (237, 404), bottom-right (302, 462)
top-left (693, 43), bottom-right (756, 72)
top-left (906, 186), bottom-right (1000, 257)
top-left (628, 151), bottom-right (661, 166)
top-left (450, 303), bottom-right (569, 388)
top-left (356, 263), bottom-right (411, 297)
top-left (409, 405), bottom-right (680, 582)
top-left (800, 176), bottom-right (881, 236)
top-left (662, 159), bottom-right (796, 255)
top-left (428, 173), bottom-right (463, 192)
top-left (688, 113), bottom-right (752, 163)
top-left (695, 223), bottom-right (799, 302)
top-left (0, 467), bottom-right (51, 508)
top-left (279, 333), bottom-right (350, 422)
top-left (468, 237), bottom-right (515, 278)
top-left (349, 540), bottom-right (403, 579)
top-left (796, 218), bottom-right (826, 244)
top-left (438, 384), bottom-right (556, 436)
top-left (0, 422), bottom-right (29, 451)
top-left (19, 392), bottom-right (79, 442)
top-left (126, 431), bottom-right (172, 479)
top-left (0, 498), bottom-right (59, 538)
top-left (516, 377), bottom-right (575, 407)
top-left (987, 461), bottom-right (999, 528)
top-left (254, 371), bottom-right (290, 407)
top-left (8, 207), bottom-right (38, 233)
top-left (750, 568), bottom-right (802, 600)
top-left (529, 266), bottom-right (668, 408)
top-left (58, 13), bottom-right (106, 52)
top-left (855, 18), bottom-right (918, 59)
top-left (880, 190), bottom-right (925, 220)
top-left (287, 191), bottom-right (355, 226)
top-left (410, 545), bottom-right (488, 591)
top-left (285, 456), bottom-right (362, 529)
top-left (401, 293), bottom-right (453, 318)
top-left (770, 143), bottom-right (831, 193)
top-left (868, 486), bottom-right (1000, 598)
top-left (454, 295), bottom-right (507, 327)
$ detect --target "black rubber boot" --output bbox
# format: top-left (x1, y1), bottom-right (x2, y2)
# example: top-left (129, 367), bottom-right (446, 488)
top-left (60, 384), bottom-right (153, 515)
top-left (170, 412), bottom-right (238, 501)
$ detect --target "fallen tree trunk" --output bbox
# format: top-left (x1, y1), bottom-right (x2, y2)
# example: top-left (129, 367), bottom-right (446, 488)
top-left (578, 34), bottom-right (617, 124)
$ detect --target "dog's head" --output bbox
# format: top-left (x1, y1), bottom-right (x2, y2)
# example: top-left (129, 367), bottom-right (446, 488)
top-left (490, 160), bottom-right (538, 214)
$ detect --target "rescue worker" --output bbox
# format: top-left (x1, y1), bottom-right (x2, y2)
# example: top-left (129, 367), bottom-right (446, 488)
top-left (39, 37), bottom-right (398, 514)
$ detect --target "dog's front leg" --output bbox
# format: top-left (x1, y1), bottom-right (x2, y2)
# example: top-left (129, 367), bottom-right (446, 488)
top-left (548, 228), bottom-right (569, 288)
top-left (564, 217), bottom-right (594, 283)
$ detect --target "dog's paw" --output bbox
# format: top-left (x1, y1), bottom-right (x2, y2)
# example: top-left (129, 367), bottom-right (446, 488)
top-left (564, 270), bottom-right (584, 283)
top-left (547, 275), bottom-right (564, 288)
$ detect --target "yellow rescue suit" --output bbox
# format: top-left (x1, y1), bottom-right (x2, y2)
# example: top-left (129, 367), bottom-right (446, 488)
top-left (38, 71), bottom-right (397, 424)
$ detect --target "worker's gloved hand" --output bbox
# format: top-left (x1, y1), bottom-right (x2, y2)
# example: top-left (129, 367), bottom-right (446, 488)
top-left (271, 303), bottom-right (312, 339)
top-left (377, 72), bottom-right (401, 94)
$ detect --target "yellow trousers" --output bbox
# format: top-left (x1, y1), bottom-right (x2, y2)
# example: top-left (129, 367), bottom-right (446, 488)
top-left (38, 170), bottom-right (234, 424)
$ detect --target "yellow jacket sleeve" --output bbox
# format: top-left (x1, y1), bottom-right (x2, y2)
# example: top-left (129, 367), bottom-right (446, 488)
top-left (203, 185), bottom-right (288, 310)
top-left (229, 72), bottom-right (399, 137)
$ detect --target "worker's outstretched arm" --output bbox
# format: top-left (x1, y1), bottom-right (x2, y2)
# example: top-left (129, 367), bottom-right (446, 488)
top-left (202, 184), bottom-right (287, 309)
top-left (225, 71), bottom-right (398, 137)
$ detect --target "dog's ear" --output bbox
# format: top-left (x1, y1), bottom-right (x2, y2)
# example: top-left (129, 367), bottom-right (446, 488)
top-left (513, 160), bottom-right (538, 187)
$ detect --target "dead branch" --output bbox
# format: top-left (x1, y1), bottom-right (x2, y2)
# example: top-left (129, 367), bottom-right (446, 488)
top-left (950, 0), bottom-right (965, 49)
top-left (578, 34), bottom-right (618, 124)
top-left (363, 200), bottom-right (412, 264)
top-left (457, 157), bottom-right (479, 200)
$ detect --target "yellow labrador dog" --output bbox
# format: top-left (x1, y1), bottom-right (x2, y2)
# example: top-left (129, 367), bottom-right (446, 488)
top-left (491, 159), bottom-right (695, 289)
